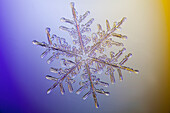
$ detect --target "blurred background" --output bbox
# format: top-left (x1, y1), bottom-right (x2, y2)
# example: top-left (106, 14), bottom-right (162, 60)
top-left (0, 0), bottom-right (169, 113)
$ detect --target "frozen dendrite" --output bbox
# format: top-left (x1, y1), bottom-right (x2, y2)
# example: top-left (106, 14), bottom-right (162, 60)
top-left (32, 2), bottom-right (139, 108)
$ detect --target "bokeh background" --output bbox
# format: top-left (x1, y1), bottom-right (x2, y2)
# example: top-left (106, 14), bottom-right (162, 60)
top-left (0, 0), bottom-right (169, 113)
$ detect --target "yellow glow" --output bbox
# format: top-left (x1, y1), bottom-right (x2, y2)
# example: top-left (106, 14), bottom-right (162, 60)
top-left (161, 0), bottom-right (170, 112)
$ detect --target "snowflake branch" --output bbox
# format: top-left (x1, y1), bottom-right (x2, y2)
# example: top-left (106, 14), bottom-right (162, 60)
top-left (88, 17), bottom-right (127, 55)
top-left (85, 63), bottom-right (99, 108)
top-left (91, 57), bottom-right (139, 74)
top-left (70, 2), bottom-right (85, 53)
top-left (32, 40), bottom-right (80, 57)
top-left (46, 62), bottom-right (80, 94)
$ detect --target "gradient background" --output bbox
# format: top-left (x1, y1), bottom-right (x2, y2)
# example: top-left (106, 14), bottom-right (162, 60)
top-left (0, 0), bottom-right (169, 113)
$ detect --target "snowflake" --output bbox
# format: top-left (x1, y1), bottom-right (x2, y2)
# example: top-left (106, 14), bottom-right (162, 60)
top-left (32, 2), bottom-right (139, 108)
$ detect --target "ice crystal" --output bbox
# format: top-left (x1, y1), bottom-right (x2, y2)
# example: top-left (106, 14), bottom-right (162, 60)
top-left (32, 2), bottom-right (139, 108)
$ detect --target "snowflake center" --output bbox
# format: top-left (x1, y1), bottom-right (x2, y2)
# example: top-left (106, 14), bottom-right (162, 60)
top-left (81, 53), bottom-right (89, 61)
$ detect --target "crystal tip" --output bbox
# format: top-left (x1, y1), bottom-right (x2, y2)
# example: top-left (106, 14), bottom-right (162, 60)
top-left (46, 27), bottom-right (51, 33)
top-left (128, 53), bottom-right (132, 57)
top-left (45, 75), bottom-right (51, 79)
top-left (70, 2), bottom-right (74, 8)
top-left (122, 35), bottom-right (128, 40)
top-left (32, 40), bottom-right (38, 45)
top-left (60, 17), bottom-right (65, 22)
top-left (135, 70), bottom-right (139, 74)
top-left (95, 103), bottom-right (99, 108)
top-left (105, 92), bottom-right (110, 96)
top-left (47, 89), bottom-right (51, 94)
top-left (122, 17), bottom-right (127, 21)
top-left (122, 48), bottom-right (126, 51)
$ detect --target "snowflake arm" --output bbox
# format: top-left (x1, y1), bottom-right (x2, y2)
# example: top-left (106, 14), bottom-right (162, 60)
top-left (87, 17), bottom-right (127, 56)
top-left (32, 28), bottom-right (83, 64)
top-left (59, 2), bottom-right (93, 53)
top-left (70, 2), bottom-right (85, 53)
top-left (85, 63), bottom-right (99, 108)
